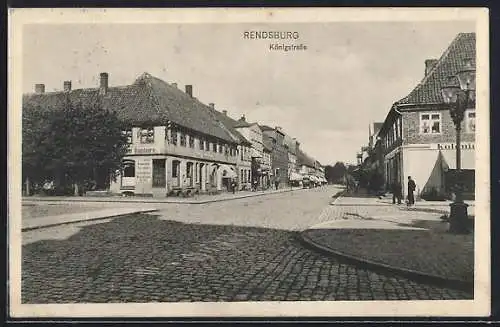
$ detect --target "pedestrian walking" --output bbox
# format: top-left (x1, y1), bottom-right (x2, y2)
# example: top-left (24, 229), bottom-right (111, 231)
top-left (231, 179), bottom-right (237, 194)
top-left (391, 181), bottom-right (402, 205)
top-left (274, 179), bottom-right (279, 190)
top-left (407, 176), bottom-right (416, 206)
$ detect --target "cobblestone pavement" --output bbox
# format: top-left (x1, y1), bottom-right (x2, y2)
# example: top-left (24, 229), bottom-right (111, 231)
top-left (22, 186), bottom-right (472, 303)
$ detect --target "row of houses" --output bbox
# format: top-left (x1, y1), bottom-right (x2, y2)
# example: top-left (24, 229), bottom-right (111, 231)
top-left (23, 72), bottom-right (326, 196)
top-left (358, 32), bottom-right (476, 200)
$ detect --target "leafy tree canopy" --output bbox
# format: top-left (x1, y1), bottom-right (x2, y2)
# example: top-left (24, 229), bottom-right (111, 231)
top-left (22, 99), bottom-right (129, 190)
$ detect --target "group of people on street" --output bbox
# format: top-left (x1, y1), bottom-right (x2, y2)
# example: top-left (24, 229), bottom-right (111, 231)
top-left (229, 177), bottom-right (278, 193)
top-left (391, 176), bottom-right (416, 206)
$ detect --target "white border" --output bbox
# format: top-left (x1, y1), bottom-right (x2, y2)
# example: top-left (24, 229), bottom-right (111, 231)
top-left (8, 7), bottom-right (490, 318)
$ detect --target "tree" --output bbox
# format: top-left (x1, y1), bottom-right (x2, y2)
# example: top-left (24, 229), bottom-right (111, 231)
top-left (22, 99), bottom-right (129, 195)
top-left (325, 161), bottom-right (347, 184)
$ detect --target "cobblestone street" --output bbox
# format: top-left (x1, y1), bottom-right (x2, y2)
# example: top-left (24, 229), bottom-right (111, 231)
top-left (22, 186), bottom-right (472, 303)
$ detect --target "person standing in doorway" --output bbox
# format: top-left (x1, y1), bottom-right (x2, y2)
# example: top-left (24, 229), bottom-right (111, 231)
top-left (407, 176), bottom-right (416, 206)
top-left (274, 178), bottom-right (279, 190)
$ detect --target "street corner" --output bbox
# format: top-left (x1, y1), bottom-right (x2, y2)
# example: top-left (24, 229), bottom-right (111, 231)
top-left (298, 220), bottom-right (474, 293)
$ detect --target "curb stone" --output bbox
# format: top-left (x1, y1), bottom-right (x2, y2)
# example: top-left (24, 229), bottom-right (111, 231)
top-left (22, 209), bottom-right (159, 232)
top-left (299, 191), bottom-right (473, 293)
top-left (23, 187), bottom-right (307, 205)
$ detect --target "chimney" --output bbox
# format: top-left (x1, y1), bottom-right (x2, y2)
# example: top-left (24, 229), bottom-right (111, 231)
top-left (185, 85), bottom-right (193, 97)
top-left (222, 110), bottom-right (228, 116)
top-left (239, 114), bottom-right (246, 122)
top-left (209, 103), bottom-right (215, 109)
top-left (425, 59), bottom-right (438, 76)
top-left (63, 81), bottom-right (72, 92)
top-left (34, 84), bottom-right (45, 94)
top-left (99, 72), bottom-right (109, 95)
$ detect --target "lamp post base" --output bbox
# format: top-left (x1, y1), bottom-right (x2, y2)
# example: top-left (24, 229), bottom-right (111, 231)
top-left (448, 201), bottom-right (470, 234)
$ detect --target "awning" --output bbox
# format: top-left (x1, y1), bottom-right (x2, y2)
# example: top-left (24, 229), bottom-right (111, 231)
top-left (219, 164), bottom-right (237, 178)
top-left (440, 149), bottom-right (475, 170)
top-left (289, 172), bottom-right (303, 181)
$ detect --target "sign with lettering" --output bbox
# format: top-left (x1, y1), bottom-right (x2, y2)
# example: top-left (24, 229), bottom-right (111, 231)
top-left (437, 143), bottom-right (475, 150)
top-left (134, 147), bottom-right (157, 154)
top-left (136, 159), bottom-right (152, 182)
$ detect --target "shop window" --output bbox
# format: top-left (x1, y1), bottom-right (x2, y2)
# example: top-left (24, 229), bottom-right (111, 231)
top-left (140, 128), bottom-right (154, 144)
top-left (172, 160), bottom-right (180, 178)
top-left (186, 162), bottom-right (194, 178)
top-left (466, 110), bottom-right (476, 133)
top-left (122, 160), bottom-right (135, 177)
top-left (420, 113), bottom-right (441, 134)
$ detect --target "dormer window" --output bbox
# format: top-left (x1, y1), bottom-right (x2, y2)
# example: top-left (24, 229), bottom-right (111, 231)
top-left (139, 128), bottom-right (154, 144)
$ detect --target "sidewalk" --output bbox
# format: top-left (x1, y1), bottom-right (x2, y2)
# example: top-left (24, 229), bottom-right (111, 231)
top-left (332, 193), bottom-right (475, 216)
top-left (22, 206), bottom-right (159, 231)
top-left (301, 191), bottom-right (474, 292)
top-left (23, 186), bottom-right (305, 205)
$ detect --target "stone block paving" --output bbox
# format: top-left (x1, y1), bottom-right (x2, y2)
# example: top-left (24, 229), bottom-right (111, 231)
top-left (22, 213), bottom-right (472, 303)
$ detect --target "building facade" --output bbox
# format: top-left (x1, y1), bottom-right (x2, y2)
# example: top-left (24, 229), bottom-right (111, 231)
top-left (24, 72), bottom-right (245, 196)
top-left (377, 33), bottom-right (476, 199)
top-left (260, 125), bottom-right (289, 188)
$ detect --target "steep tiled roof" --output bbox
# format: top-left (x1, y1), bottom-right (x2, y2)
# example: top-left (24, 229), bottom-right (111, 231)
top-left (259, 124), bottom-right (274, 132)
top-left (22, 73), bottom-right (237, 143)
top-left (297, 149), bottom-right (315, 168)
top-left (397, 33), bottom-right (475, 105)
top-left (211, 110), bottom-right (252, 145)
top-left (262, 133), bottom-right (273, 152)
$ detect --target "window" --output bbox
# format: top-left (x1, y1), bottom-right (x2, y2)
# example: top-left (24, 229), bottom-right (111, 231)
top-left (212, 142), bottom-right (217, 152)
top-left (172, 160), bottom-right (180, 178)
top-left (218, 144), bottom-right (223, 153)
top-left (140, 128), bottom-right (154, 144)
top-left (200, 138), bottom-right (205, 150)
top-left (171, 130), bottom-right (178, 145)
top-left (189, 135), bottom-right (195, 148)
top-left (420, 113), bottom-right (441, 134)
top-left (122, 130), bottom-right (132, 144)
top-left (122, 160), bottom-right (135, 177)
top-left (180, 132), bottom-right (186, 146)
top-left (466, 110), bottom-right (476, 133)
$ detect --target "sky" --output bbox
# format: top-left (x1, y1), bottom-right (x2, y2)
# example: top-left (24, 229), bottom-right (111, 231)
top-left (22, 21), bottom-right (475, 165)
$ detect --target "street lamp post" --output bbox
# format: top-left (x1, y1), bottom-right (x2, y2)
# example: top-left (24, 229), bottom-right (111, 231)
top-left (440, 58), bottom-right (475, 234)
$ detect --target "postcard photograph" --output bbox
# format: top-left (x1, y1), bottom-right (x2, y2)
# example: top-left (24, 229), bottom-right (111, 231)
top-left (8, 8), bottom-right (490, 318)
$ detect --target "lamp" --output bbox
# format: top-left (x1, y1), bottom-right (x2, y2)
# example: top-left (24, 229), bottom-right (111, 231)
top-left (440, 58), bottom-right (476, 234)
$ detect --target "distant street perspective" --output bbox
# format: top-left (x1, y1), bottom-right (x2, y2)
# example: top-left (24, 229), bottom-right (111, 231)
top-left (18, 19), bottom-right (478, 305)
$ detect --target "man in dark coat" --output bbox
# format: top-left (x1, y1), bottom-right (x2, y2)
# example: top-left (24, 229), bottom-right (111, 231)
top-left (407, 176), bottom-right (416, 205)
top-left (392, 181), bottom-right (402, 204)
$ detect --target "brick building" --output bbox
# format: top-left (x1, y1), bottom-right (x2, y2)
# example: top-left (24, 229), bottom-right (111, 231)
top-left (260, 125), bottom-right (289, 188)
top-left (377, 33), bottom-right (476, 199)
